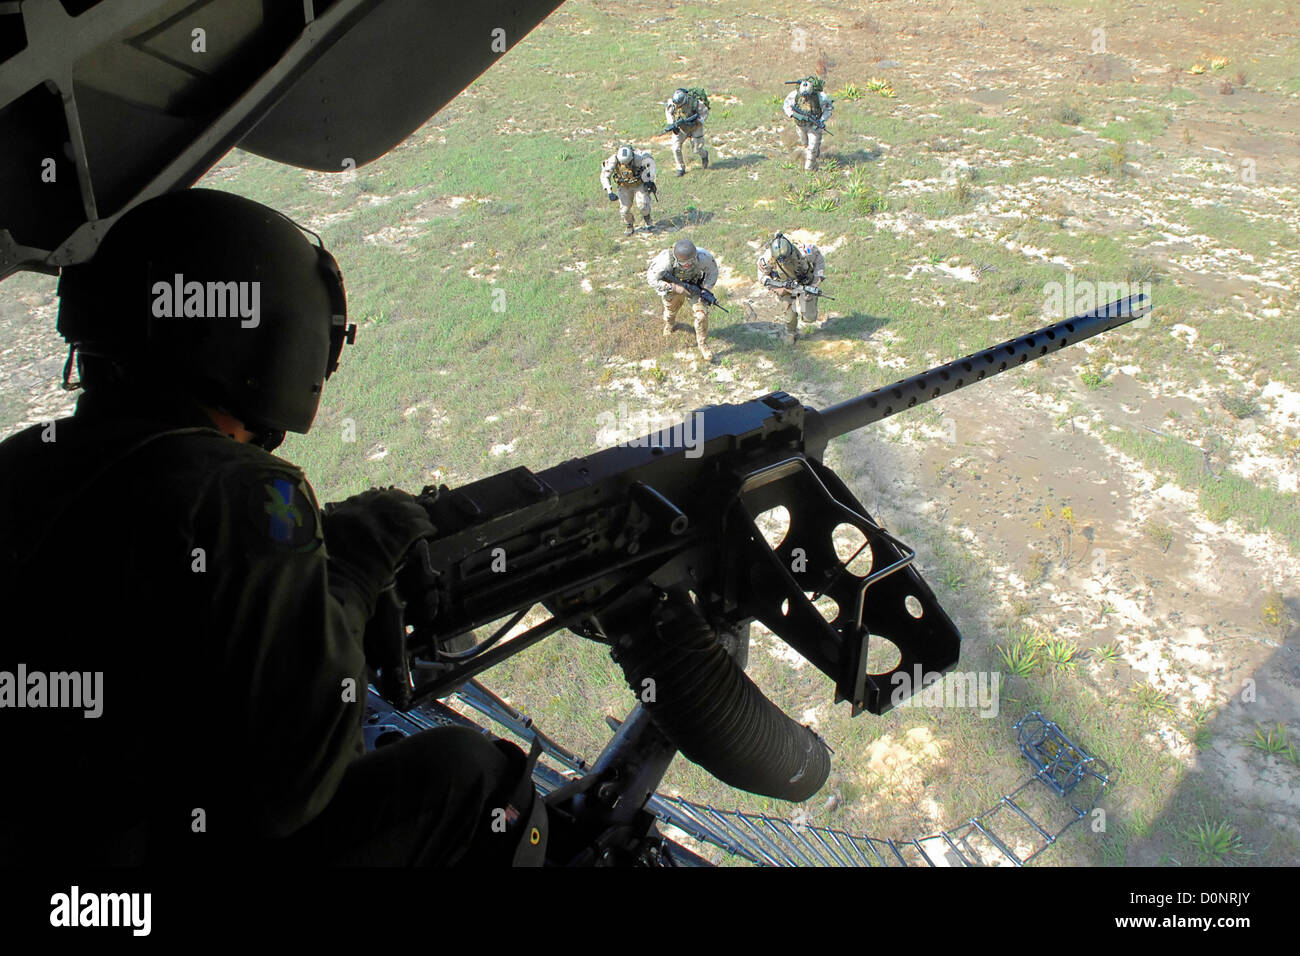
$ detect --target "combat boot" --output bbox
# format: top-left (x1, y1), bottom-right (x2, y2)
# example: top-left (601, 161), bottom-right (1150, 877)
top-left (781, 330), bottom-right (798, 346)
top-left (663, 322), bottom-right (675, 336)
top-left (701, 151), bottom-right (709, 169)
top-left (698, 342), bottom-right (715, 363)
top-left (642, 215), bottom-right (653, 231)
top-left (675, 167), bottom-right (686, 177)
top-left (624, 222), bottom-right (635, 236)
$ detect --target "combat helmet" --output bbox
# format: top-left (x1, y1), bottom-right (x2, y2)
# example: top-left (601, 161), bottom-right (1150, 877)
top-left (57, 188), bottom-right (354, 439)
top-left (672, 238), bottom-right (699, 267)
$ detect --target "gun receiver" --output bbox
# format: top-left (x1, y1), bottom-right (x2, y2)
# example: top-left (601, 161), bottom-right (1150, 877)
top-left (373, 294), bottom-right (1148, 803)
top-left (658, 272), bottom-right (729, 313)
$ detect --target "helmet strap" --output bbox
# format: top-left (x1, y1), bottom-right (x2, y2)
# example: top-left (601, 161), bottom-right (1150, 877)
top-left (61, 345), bottom-right (82, 391)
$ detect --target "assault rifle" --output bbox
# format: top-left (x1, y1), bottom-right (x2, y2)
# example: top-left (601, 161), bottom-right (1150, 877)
top-left (791, 107), bottom-right (831, 133)
top-left (770, 278), bottom-right (835, 300)
top-left (657, 272), bottom-right (730, 313)
top-left (368, 294), bottom-right (1149, 864)
top-left (662, 113), bottom-right (700, 135)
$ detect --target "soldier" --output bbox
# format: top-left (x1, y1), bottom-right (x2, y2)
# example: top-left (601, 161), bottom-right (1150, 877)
top-left (600, 144), bottom-right (657, 236)
top-left (783, 76), bottom-right (834, 170)
top-left (757, 232), bottom-right (827, 345)
top-left (0, 189), bottom-right (544, 866)
top-left (663, 87), bottom-right (710, 176)
top-left (647, 238), bottom-right (720, 363)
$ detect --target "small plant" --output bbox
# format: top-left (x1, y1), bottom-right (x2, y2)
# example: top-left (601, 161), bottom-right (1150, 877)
top-left (1134, 684), bottom-right (1175, 716)
top-left (1187, 63), bottom-right (1206, 75)
top-left (820, 157), bottom-right (840, 172)
top-left (837, 83), bottom-right (863, 101)
top-left (1218, 393), bottom-right (1257, 419)
top-left (1188, 816), bottom-right (1244, 863)
top-left (951, 177), bottom-right (972, 204)
top-left (864, 77), bottom-right (896, 98)
top-left (944, 569), bottom-right (965, 591)
top-left (1011, 599), bottom-right (1032, 619)
top-left (1055, 104), bottom-right (1082, 125)
top-left (814, 196), bottom-right (839, 212)
top-left (1094, 641), bottom-right (1121, 663)
top-left (854, 189), bottom-right (888, 215)
top-left (1043, 639), bottom-right (1078, 671)
top-left (645, 364), bottom-right (667, 386)
top-left (1210, 56), bottom-right (1230, 71)
top-left (1096, 141), bottom-right (1130, 177)
top-left (1026, 551), bottom-right (1047, 584)
top-left (997, 635), bottom-right (1039, 677)
top-left (1142, 520), bottom-right (1175, 554)
top-left (926, 250), bottom-right (942, 265)
top-left (1261, 590), bottom-right (1289, 637)
top-left (1246, 723), bottom-right (1298, 763)
top-left (1078, 368), bottom-right (1110, 390)
top-left (1189, 703), bottom-right (1214, 749)
top-left (1182, 126), bottom-right (1193, 145)
top-left (1218, 80), bottom-right (1234, 95)
top-left (778, 160), bottom-right (798, 170)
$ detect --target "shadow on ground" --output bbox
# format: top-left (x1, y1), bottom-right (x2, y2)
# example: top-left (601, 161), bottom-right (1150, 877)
top-left (707, 152), bottom-right (767, 170)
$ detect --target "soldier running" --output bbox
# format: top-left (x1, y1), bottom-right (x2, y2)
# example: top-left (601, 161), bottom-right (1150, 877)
top-left (600, 145), bottom-right (657, 236)
top-left (663, 87), bottom-right (710, 176)
top-left (783, 76), bottom-right (834, 171)
top-left (757, 232), bottom-right (826, 344)
top-left (647, 238), bottom-right (720, 363)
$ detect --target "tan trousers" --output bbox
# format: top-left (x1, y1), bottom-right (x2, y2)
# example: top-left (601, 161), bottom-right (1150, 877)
top-left (796, 123), bottom-right (824, 169)
top-left (616, 183), bottom-right (652, 224)
top-left (776, 288), bottom-right (820, 331)
top-left (671, 127), bottom-right (708, 170)
top-left (662, 291), bottom-right (710, 349)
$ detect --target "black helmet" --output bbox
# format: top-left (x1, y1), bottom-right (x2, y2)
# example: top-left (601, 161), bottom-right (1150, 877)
top-left (672, 238), bottom-right (698, 266)
top-left (57, 189), bottom-right (354, 435)
top-left (671, 88), bottom-right (689, 106)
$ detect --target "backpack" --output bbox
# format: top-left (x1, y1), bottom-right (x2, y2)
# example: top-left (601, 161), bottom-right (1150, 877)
top-left (686, 86), bottom-right (710, 110)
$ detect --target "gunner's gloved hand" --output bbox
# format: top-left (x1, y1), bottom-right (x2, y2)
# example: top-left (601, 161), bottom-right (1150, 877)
top-left (321, 488), bottom-right (436, 616)
top-left (607, 191), bottom-right (618, 201)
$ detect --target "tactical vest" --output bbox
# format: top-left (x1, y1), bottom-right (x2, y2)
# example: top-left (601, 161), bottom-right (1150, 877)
top-left (612, 162), bottom-right (641, 187)
top-left (798, 93), bottom-right (823, 119)
top-left (670, 99), bottom-right (700, 127)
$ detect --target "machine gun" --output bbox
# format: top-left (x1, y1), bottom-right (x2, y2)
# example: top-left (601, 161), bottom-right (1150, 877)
top-left (367, 294), bottom-right (1148, 865)
top-left (657, 272), bottom-right (730, 313)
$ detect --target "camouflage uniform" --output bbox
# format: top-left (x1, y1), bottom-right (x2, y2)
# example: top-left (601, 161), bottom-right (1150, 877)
top-left (783, 88), bottom-right (834, 170)
top-left (758, 239), bottom-right (826, 337)
top-left (647, 245), bottom-right (719, 360)
top-left (600, 149), bottom-right (657, 233)
top-left (665, 92), bottom-right (710, 174)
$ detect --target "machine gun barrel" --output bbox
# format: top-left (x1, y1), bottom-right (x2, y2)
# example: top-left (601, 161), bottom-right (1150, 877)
top-left (816, 293), bottom-right (1149, 441)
